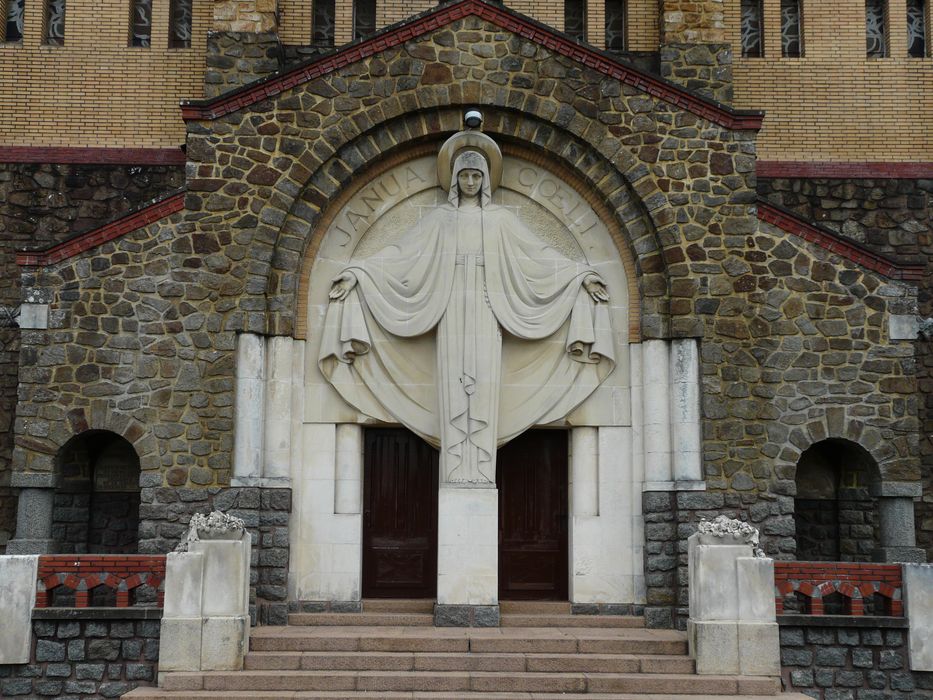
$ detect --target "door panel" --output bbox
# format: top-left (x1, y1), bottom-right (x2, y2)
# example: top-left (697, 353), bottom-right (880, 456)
top-left (362, 429), bottom-right (439, 598)
top-left (497, 430), bottom-right (569, 600)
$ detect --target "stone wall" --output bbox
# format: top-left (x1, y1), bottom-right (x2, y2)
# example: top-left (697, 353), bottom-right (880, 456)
top-left (0, 162), bottom-right (183, 553)
top-left (758, 176), bottom-right (933, 560)
top-left (660, 43), bottom-right (733, 105)
top-left (779, 618), bottom-right (933, 698)
top-left (0, 613), bottom-right (160, 697)
top-left (139, 486), bottom-right (291, 625)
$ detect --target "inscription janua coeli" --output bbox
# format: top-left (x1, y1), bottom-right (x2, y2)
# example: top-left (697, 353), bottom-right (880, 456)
top-left (334, 166), bottom-right (429, 245)
top-left (516, 167), bottom-right (599, 236)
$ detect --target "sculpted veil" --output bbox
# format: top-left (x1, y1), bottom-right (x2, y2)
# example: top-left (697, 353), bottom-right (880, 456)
top-left (319, 131), bottom-right (615, 484)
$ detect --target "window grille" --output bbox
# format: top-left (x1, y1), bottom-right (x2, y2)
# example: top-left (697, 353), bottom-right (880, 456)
top-left (780, 0), bottom-right (802, 57)
top-left (313, 0), bottom-right (336, 46)
top-left (866, 0), bottom-right (888, 57)
top-left (564, 0), bottom-right (586, 42)
top-left (353, 0), bottom-right (376, 41)
top-left (169, 0), bottom-right (192, 48)
top-left (604, 0), bottom-right (625, 52)
top-left (740, 0), bottom-right (763, 57)
top-left (44, 0), bottom-right (65, 45)
top-left (907, 0), bottom-right (927, 57)
top-left (3, 0), bottom-right (24, 42)
top-left (130, 0), bottom-right (152, 47)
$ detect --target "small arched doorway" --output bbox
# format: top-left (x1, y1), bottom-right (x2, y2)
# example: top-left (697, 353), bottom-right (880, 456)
top-left (53, 431), bottom-right (141, 554)
top-left (794, 438), bottom-right (879, 561)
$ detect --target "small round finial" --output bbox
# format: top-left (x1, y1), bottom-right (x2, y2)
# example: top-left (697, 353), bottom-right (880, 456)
top-left (464, 109), bottom-right (483, 129)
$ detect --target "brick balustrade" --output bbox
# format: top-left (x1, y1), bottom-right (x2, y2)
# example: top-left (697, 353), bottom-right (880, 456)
top-left (774, 562), bottom-right (903, 617)
top-left (35, 555), bottom-right (166, 609)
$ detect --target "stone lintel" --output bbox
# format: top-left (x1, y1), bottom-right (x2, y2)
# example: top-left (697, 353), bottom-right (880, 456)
top-left (434, 604), bottom-right (500, 627)
top-left (870, 481), bottom-right (923, 498)
top-left (10, 471), bottom-right (58, 488)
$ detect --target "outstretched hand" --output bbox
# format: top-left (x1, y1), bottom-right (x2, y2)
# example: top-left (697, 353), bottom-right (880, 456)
top-left (583, 276), bottom-right (609, 303)
top-left (329, 272), bottom-right (358, 301)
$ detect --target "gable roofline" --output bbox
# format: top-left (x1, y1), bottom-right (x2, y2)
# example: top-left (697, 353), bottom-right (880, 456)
top-left (757, 199), bottom-right (925, 282)
top-left (16, 190), bottom-right (185, 268)
top-left (180, 0), bottom-right (764, 130)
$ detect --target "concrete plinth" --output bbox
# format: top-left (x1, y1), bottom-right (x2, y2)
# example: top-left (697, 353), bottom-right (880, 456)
top-left (0, 555), bottom-right (39, 663)
top-left (437, 486), bottom-right (498, 608)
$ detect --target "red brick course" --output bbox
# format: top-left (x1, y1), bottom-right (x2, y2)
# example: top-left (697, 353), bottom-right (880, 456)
top-left (758, 161), bottom-right (933, 179)
top-left (774, 561), bottom-right (904, 617)
top-left (36, 554), bottom-right (166, 609)
top-left (0, 147), bottom-right (186, 165)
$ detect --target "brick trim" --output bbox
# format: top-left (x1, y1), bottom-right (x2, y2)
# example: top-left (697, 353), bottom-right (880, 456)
top-left (757, 161), bottom-right (933, 179)
top-left (758, 200), bottom-right (926, 282)
top-left (0, 146), bottom-right (186, 165)
top-left (774, 561), bottom-right (903, 617)
top-left (16, 191), bottom-right (185, 267)
top-left (180, 0), bottom-right (763, 131)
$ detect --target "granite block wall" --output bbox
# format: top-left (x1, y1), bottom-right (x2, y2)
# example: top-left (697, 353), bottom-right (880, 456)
top-left (0, 614), bottom-right (161, 698)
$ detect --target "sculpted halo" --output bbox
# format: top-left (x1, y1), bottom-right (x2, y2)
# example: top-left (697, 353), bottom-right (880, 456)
top-left (436, 130), bottom-right (503, 192)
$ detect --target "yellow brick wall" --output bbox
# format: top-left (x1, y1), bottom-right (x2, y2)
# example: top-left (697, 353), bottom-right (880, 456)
top-left (727, 0), bottom-right (933, 161)
top-left (0, 0), bottom-right (212, 148)
top-left (2, 0), bottom-right (932, 161)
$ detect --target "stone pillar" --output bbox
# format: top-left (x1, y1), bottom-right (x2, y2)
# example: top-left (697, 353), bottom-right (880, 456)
top-left (658, 0), bottom-right (732, 105)
top-left (686, 529), bottom-right (779, 676)
top-left (205, 1), bottom-right (281, 99)
top-left (435, 486), bottom-right (499, 627)
top-left (872, 482), bottom-right (926, 563)
top-left (5, 472), bottom-right (56, 554)
top-left (233, 333), bottom-right (264, 485)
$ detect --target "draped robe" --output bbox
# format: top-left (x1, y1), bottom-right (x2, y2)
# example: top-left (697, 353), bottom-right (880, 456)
top-left (319, 198), bottom-right (615, 484)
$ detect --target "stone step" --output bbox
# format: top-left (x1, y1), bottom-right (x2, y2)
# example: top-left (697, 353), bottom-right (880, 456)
top-left (500, 614), bottom-right (644, 628)
top-left (362, 599), bottom-right (436, 613)
top-left (499, 600), bottom-right (573, 614)
top-left (243, 650), bottom-right (696, 674)
top-left (249, 626), bottom-right (689, 655)
top-left (289, 612), bottom-right (435, 626)
top-left (157, 670), bottom-right (782, 695)
top-left (129, 690), bottom-right (809, 699)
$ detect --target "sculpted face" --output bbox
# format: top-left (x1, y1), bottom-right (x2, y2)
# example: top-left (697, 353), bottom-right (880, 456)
top-left (457, 168), bottom-right (483, 199)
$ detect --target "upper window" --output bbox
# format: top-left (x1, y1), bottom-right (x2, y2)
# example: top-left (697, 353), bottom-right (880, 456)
top-left (740, 0), bottom-right (763, 57)
top-left (169, 0), bottom-right (192, 48)
top-left (313, 0), bottom-right (336, 47)
top-left (44, 0), bottom-right (65, 45)
top-left (866, 0), bottom-right (888, 57)
top-left (780, 0), bottom-right (802, 57)
top-left (907, 0), bottom-right (928, 57)
top-left (130, 0), bottom-right (152, 47)
top-left (564, 0), bottom-right (586, 42)
top-left (604, 0), bottom-right (625, 52)
top-left (3, 0), bottom-right (24, 42)
top-left (353, 0), bottom-right (375, 41)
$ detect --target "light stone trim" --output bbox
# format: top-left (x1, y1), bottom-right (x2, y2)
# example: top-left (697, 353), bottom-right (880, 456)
top-left (17, 303), bottom-right (49, 330)
top-left (335, 424), bottom-right (363, 515)
top-left (904, 563), bottom-right (933, 671)
top-left (263, 336), bottom-right (294, 482)
top-left (437, 486), bottom-right (498, 606)
top-left (571, 427), bottom-right (599, 517)
top-left (670, 338), bottom-right (702, 482)
top-left (233, 332), bottom-right (265, 483)
top-left (643, 339), bottom-right (672, 483)
top-left (0, 555), bottom-right (39, 664)
top-left (888, 314), bottom-right (919, 340)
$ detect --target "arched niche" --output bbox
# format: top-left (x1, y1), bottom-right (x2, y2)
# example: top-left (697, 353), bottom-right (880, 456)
top-left (794, 438), bottom-right (880, 562)
top-left (54, 430), bottom-right (141, 555)
top-left (300, 146), bottom-right (636, 432)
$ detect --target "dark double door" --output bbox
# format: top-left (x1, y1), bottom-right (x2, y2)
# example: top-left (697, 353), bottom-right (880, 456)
top-left (361, 428), bottom-right (568, 601)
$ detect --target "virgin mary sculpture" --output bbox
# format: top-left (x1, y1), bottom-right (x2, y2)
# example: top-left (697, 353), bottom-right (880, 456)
top-left (319, 129), bottom-right (615, 485)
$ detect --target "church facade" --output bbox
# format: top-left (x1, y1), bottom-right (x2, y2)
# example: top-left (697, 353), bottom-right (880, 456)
top-left (0, 0), bottom-right (931, 637)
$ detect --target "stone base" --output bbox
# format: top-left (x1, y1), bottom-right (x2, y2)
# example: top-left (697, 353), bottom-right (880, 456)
top-left (688, 619), bottom-right (780, 676)
top-left (571, 603), bottom-right (643, 616)
top-left (872, 546), bottom-right (927, 563)
top-left (434, 604), bottom-right (500, 627)
top-left (287, 600), bottom-right (363, 613)
top-left (5, 538), bottom-right (55, 554)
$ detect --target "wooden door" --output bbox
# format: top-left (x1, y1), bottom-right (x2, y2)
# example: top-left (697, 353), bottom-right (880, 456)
top-left (362, 429), bottom-right (439, 598)
top-left (497, 430), bottom-right (569, 600)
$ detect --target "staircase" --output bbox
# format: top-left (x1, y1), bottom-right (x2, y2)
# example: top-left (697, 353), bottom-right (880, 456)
top-left (128, 600), bottom-right (808, 699)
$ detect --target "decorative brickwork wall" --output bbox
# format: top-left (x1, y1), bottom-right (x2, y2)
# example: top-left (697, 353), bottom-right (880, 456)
top-left (779, 619), bottom-right (933, 698)
top-left (0, 614), bottom-right (161, 698)
top-left (774, 562), bottom-right (903, 616)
